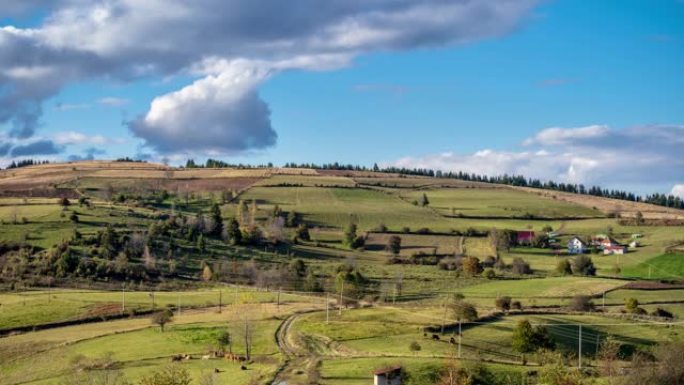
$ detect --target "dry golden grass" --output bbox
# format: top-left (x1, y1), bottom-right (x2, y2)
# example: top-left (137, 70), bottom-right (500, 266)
top-left (513, 186), bottom-right (684, 220)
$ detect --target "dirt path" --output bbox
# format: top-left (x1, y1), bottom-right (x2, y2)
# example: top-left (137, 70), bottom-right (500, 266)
top-left (271, 311), bottom-right (320, 385)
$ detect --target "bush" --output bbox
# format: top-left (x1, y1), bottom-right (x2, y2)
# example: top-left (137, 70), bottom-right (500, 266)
top-left (572, 255), bottom-right (596, 276)
top-left (511, 257), bottom-right (532, 275)
top-left (409, 341), bottom-right (422, 353)
top-left (651, 308), bottom-right (674, 319)
top-left (512, 320), bottom-right (554, 353)
top-left (495, 296), bottom-right (512, 312)
top-left (556, 259), bottom-right (572, 276)
top-left (374, 223), bottom-right (388, 232)
top-left (511, 301), bottom-right (523, 311)
top-left (482, 268), bottom-right (496, 279)
top-left (569, 295), bottom-right (594, 312)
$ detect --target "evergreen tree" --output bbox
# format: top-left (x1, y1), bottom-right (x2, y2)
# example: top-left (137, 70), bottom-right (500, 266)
top-left (210, 203), bottom-right (223, 237)
top-left (227, 218), bottom-right (242, 245)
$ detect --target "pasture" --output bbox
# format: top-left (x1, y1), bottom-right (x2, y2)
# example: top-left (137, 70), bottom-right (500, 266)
top-left (1, 162), bottom-right (683, 385)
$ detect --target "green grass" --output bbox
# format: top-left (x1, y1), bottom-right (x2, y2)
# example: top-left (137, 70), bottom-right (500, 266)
top-left (0, 288), bottom-right (312, 331)
top-left (458, 276), bottom-right (626, 298)
top-left (0, 306), bottom-right (288, 385)
top-left (620, 253), bottom-right (684, 280)
top-left (234, 186), bottom-right (456, 231)
top-left (401, 188), bottom-right (602, 218)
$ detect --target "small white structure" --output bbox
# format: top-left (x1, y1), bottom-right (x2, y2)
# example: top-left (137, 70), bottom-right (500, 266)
top-left (604, 245), bottom-right (627, 255)
top-left (374, 366), bottom-right (402, 385)
top-left (567, 237), bottom-right (587, 254)
top-left (629, 240), bottom-right (640, 249)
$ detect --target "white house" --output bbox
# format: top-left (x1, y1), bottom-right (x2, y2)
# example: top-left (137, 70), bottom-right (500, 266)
top-left (567, 237), bottom-right (587, 254)
top-left (374, 366), bottom-right (402, 385)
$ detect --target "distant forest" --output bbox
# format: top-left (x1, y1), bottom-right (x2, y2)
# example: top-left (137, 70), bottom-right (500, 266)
top-left (2, 158), bottom-right (682, 210)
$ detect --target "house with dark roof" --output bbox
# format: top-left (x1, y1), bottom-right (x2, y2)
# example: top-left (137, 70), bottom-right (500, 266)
top-left (373, 366), bottom-right (402, 385)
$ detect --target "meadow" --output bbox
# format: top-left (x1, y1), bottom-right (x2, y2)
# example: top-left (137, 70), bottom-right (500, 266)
top-left (1, 162), bottom-right (683, 385)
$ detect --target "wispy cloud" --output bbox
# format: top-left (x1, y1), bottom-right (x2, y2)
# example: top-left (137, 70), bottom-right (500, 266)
top-left (98, 97), bottom-right (129, 107)
top-left (54, 102), bottom-right (90, 111)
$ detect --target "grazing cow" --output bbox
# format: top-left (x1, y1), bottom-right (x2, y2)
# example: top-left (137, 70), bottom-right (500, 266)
top-left (240, 365), bottom-right (247, 370)
top-left (431, 334), bottom-right (440, 341)
top-left (170, 354), bottom-right (182, 362)
top-left (214, 368), bottom-right (220, 374)
top-left (201, 354), bottom-right (211, 360)
top-left (449, 337), bottom-right (456, 344)
top-left (238, 356), bottom-right (247, 362)
top-left (183, 354), bottom-right (192, 360)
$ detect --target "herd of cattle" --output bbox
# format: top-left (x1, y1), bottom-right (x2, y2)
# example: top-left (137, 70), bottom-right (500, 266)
top-left (170, 351), bottom-right (248, 369)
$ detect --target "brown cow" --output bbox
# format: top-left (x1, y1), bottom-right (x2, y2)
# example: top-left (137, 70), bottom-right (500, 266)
top-left (431, 334), bottom-right (440, 341)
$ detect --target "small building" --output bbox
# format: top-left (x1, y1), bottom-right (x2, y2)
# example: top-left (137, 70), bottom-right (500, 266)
top-left (604, 245), bottom-right (627, 255)
top-left (373, 366), bottom-right (402, 385)
top-left (598, 237), bottom-right (620, 249)
top-left (567, 237), bottom-right (587, 254)
top-left (517, 231), bottom-right (535, 245)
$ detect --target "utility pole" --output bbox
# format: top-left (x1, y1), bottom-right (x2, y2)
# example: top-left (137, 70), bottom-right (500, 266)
top-left (277, 287), bottom-right (281, 311)
top-left (441, 295), bottom-right (448, 334)
top-left (326, 293), bottom-right (329, 324)
top-left (578, 324), bottom-right (583, 369)
top-left (458, 320), bottom-right (462, 358)
top-left (339, 281), bottom-right (344, 315)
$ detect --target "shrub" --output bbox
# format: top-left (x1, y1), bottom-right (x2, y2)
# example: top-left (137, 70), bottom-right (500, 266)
top-left (462, 256), bottom-right (482, 277)
top-left (482, 268), bottom-right (496, 279)
top-left (409, 341), bottom-right (422, 353)
top-left (569, 295), bottom-right (594, 312)
top-left (556, 259), bottom-right (572, 276)
top-left (572, 255), bottom-right (596, 276)
top-left (511, 301), bottom-right (523, 311)
top-left (512, 320), bottom-right (554, 353)
top-left (495, 296), bottom-right (512, 312)
top-left (511, 257), bottom-right (532, 275)
top-left (651, 308), bottom-right (674, 319)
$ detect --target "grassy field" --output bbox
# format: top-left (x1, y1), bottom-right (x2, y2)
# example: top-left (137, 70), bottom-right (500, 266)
top-left (233, 186), bottom-right (457, 231)
top-left (620, 253), bottom-right (684, 280)
top-left (1, 162), bottom-right (683, 384)
top-left (0, 288), bottom-right (315, 331)
top-left (0, 302), bottom-right (315, 385)
top-left (401, 188), bottom-right (602, 218)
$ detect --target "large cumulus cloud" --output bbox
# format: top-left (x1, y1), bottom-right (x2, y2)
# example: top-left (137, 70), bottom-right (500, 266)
top-left (0, 0), bottom-right (539, 155)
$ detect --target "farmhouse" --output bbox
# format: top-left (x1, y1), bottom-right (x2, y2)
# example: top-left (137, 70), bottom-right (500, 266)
top-left (373, 366), bottom-right (402, 385)
top-left (516, 231), bottom-right (535, 245)
top-left (567, 237), bottom-right (587, 254)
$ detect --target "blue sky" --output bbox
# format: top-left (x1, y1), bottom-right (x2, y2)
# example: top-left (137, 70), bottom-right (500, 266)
top-left (1, 0), bottom-right (683, 196)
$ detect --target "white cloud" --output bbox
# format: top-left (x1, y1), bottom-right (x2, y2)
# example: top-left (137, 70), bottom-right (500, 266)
top-left (53, 131), bottom-right (125, 145)
top-left (523, 125), bottom-right (609, 146)
top-left (130, 59), bottom-right (276, 154)
top-left (672, 185), bottom-right (684, 199)
top-left (0, 0), bottom-right (539, 152)
top-left (387, 125), bottom-right (684, 190)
